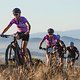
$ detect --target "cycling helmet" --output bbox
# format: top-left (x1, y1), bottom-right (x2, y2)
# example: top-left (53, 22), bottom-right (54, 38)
top-left (48, 28), bottom-right (54, 35)
top-left (13, 8), bottom-right (21, 14)
top-left (70, 42), bottom-right (74, 46)
top-left (57, 34), bottom-right (60, 40)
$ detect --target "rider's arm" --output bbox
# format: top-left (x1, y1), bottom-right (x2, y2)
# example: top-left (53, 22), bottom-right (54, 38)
top-left (39, 36), bottom-right (46, 47)
top-left (1, 25), bottom-right (11, 35)
top-left (62, 41), bottom-right (66, 53)
top-left (63, 46), bottom-right (66, 54)
top-left (59, 40), bottom-right (66, 53)
top-left (76, 49), bottom-right (79, 58)
top-left (1, 19), bottom-right (14, 35)
top-left (25, 21), bottom-right (31, 34)
top-left (59, 41), bottom-right (65, 47)
top-left (23, 17), bottom-right (31, 34)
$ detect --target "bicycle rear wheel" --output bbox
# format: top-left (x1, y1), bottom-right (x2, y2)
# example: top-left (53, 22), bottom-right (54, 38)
top-left (5, 44), bottom-right (21, 65)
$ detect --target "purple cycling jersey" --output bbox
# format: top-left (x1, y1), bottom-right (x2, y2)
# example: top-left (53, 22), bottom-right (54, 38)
top-left (8, 16), bottom-right (28, 32)
top-left (40, 34), bottom-right (57, 47)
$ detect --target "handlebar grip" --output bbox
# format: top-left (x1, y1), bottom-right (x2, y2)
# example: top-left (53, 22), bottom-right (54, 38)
top-left (0, 35), bottom-right (10, 38)
top-left (42, 48), bottom-right (46, 50)
top-left (39, 47), bottom-right (46, 50)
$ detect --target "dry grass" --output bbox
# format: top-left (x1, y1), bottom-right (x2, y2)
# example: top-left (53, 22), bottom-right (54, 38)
top-left (0, 58), bottom-right (80, 80)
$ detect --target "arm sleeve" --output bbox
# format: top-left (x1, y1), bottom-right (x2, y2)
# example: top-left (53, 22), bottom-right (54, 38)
top-left (75, 47), bottom-right (79, 53)
top-left (23, 17), bottom-right (28, 23)
top-left (75, 47), bottom-right (79, 57)
top-left (62, 41), bottom-right (66, 47)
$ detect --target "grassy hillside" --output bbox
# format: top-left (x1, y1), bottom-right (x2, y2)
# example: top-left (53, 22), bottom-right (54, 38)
top-left (0, 58), bottom-right (80, 80)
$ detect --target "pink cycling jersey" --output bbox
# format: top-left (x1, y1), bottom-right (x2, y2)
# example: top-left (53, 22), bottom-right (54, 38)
top-left (8, 16), bottom-right (28, 32)
top-left (40, 34), bottom-right (57, 47)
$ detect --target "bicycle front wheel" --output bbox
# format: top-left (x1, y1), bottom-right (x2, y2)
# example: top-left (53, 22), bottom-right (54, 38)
top-left (5, 44), bottom-right (20, 65)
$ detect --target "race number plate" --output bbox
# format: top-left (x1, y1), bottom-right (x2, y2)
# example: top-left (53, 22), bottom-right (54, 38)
top-left (48, 47), bottom-right (55, 53)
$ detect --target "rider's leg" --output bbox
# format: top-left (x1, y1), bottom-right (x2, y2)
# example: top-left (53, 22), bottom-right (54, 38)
top-left (71, 59), bottom-right (75, 67)
top-left (21, 41), bottom-right (28, 61)
top-left (21, 34), bottom-right (29, 63)
top-left (46, 47), bottom-right (51, 66)
top-left (66, 58), bottom-right (69, 67)
top-left (46, 53), bottom-right (49, 66)
top-left (59, 53), bottom-right (64, 66)
top-left (59, 57), bottom-right (63, 66)
top-left (54, 52), bottom-right (57, 64)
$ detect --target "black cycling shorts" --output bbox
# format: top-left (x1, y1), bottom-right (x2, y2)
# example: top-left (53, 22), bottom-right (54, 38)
top-left (17, 32), bottom-right (29, 41)
top-left (67, 55), bottom-right (75, 61)
top-left (68, 55), bottom-right (75, 59)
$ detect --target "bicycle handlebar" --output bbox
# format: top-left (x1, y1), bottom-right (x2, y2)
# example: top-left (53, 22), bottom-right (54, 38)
top-left (0, 35), bottom-right (10, 38)
top-left (0, 32), bottom-right (28, 38)
top-left (39, 47), bottom-right (46, 50)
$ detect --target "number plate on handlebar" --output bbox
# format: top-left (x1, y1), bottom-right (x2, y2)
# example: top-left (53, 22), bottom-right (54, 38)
top-left (47, 47), bottom-right (55, 53)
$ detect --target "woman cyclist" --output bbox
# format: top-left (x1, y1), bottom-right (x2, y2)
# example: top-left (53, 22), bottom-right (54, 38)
top-left (39, 28), bottom-right (58, 66)
top-left (66, 42), bottom-right (79, 67)
top-left (1, 8), bottom-right (31, 64)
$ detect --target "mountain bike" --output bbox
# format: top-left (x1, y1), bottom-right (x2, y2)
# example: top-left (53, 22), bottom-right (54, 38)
top-left (66, 56), bottom-right (78, 69)
top-left (39, 46), bottom-right (57, 67)
top-left (1, 34), bottom-right (32, 66)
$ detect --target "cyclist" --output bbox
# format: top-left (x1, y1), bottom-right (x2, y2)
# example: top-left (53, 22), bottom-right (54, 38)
top-left (66, 42), bottom-right (79, 67)
top-left (1, 8), bottom-right (31, 64)
top-left (56, 34), bottom-right (66, 66)
top-left (39, 28), bottom-right (58, 66)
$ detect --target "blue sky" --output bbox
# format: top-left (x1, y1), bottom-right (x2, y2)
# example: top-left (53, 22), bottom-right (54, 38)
top-left (0, 0), bottom-right (80, 34)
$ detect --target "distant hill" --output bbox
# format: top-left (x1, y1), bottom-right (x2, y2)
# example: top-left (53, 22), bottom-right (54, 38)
top-left (29, 38), bottom-right (41, 42)
top-left (31, 29), bottom-right (80, 39)
top-left (30, 36), bottom-right (80, 44)
top-left (61, 29), bottom-right (80, 39)
top-left (30, 32), bottom-right (47, 38)
top-left (61, 36), bottom-right (80, 49)
top-left (61, 36), bottom-right (80, 43)
top-left (29, 36), bottom-right (80, 50)
top-left (0, 35), bottom-right (80, 53)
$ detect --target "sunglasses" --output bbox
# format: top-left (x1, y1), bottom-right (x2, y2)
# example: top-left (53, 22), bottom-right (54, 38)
top-left (13, 13), bottom-right (19, 16)
top-left (48, 33), bottom-right (53, 35)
